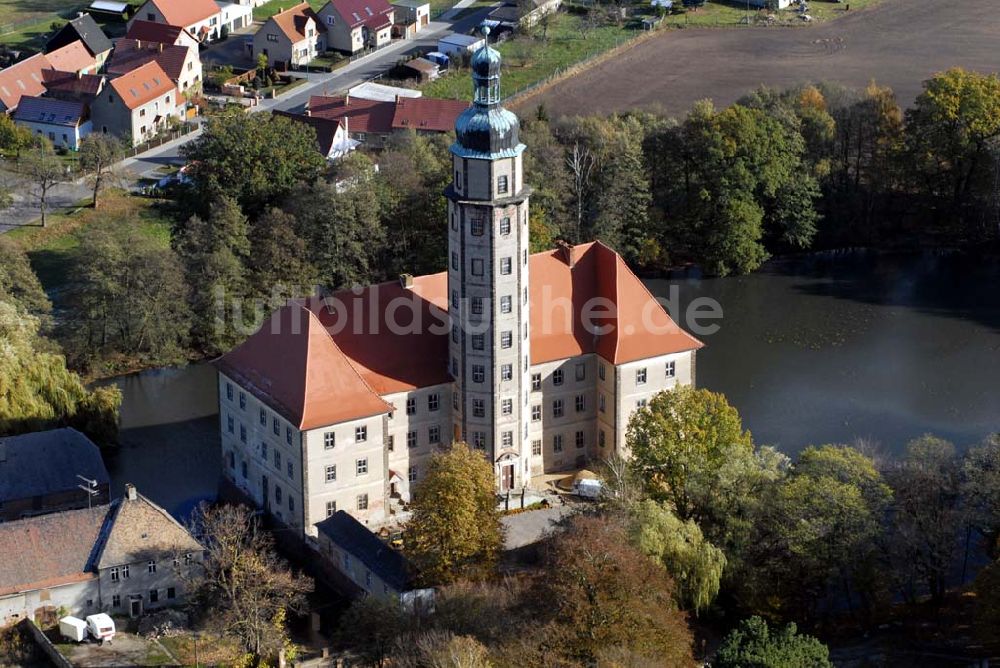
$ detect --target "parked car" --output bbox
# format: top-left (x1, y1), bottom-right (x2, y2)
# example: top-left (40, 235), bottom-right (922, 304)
top-left (86, 614), bottom-right (116, 643)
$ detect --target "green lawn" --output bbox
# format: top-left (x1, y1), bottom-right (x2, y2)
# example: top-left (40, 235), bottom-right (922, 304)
top-left (254, 0), bottom-right (327, 21)
top-left (662, 0), bottom-right (880, 27)
top-left (0, 0), bottom-right (132, 51)
top-left (422, 12), bottom-right (637, 100)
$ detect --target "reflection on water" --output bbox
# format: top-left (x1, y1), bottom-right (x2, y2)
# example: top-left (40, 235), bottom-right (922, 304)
top-left (652, 250), bottom-right (1000, 456)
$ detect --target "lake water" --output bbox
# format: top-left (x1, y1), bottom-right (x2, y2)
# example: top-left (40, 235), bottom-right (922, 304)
top-left (653, 250), bottom-right (1000, 456)
top-left (105, 251), bottom-right (1000, 517)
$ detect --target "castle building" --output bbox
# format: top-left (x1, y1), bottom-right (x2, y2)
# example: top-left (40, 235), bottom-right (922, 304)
top-left (215, 32), bottom-right (703, 537)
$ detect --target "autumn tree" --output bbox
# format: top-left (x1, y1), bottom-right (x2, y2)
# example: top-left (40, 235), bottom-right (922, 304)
top-left (336, 595), bottom-right (411, 667)
top-left (247, 208), bottom-right (318, 306)
top-left (714, 616), bottom-right (832, 668)
top-left (187, 504), bottom-right (312, 664)
top-left (0, 237), bottom-right (51, 319)
top-left (78, 134), bottom-right (125, 208)
top-left (406, 442), bottom-right (504, 585)
top-left (541, 515), bottom-right (692, 665)
top-left (629, 499), bottom-right (726, 612)
top-left (627, 386), bottom-right (753, 519)
top-left (962, 435), bottom-right (1000, 557)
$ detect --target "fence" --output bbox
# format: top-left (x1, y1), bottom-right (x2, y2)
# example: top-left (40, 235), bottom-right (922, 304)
top-left (18, 619), bottom-right (73, 668)
top-left (124, 122), bottom-right (199, 158)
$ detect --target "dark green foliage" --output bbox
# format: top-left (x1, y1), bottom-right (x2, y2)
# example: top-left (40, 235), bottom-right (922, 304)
top-left (715, 616), bottom-right (832, 668)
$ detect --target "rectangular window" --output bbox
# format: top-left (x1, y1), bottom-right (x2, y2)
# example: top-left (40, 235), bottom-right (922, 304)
top-left (501, 398), bottom-right (512, 415)
top-left (407, 430), bottom-right (417, 448)
top-left (275, 485), bottom-right (282, 504)
top-left (167, 587), bottom-right (175, 600)
top-left (553, 369), bottom-right (564, 386)
top-left (227, 416), bottom-right (234, 433)
top-left (406, 397), bottom-right (416, 415)
top-left (122, 565), bottom-right (130, 579)
top-left (576, 431), bottom-right (585, 449)
top-left (357, 494), bottom-right (368, 511)
top-left (553, 399), bottom-right (564, 418)
top-left (665, 360), bottom-right (676, 378)
top-left (599, 363), bottom-right (606, 381)
top-left (575, 395), bottom-right (586, 413)
top-left (326, 501), bottom-right (337, 517)
top-left (148, 560), bottom-right (156, 574)
top-left (599, 430), bottom-right (606, 448)
top-left (473, 398), bottom-right (485, 417)
top-left (287, 461), bottom-right (293, 479)
top-left (451, 290), bottom-right (459, 308)
top-left (429, 425), bottom-right (441, 444)
top-left (502, 431), bottom-right (513, 448)
top-left (636, 368), bottom-right (647, 385)
top-left (113, 594), bottom-right (121, 607)
top-left (531, 373), bottom-right (541, 391)
top-left (471, 258), bottom-right (484, 276)
top-left (408, 466), bottom-right (417, 483)
top-left (239, 392), bottom-right (246, 410)
top-left (259, 408), bottom-right (267, 426)
top-left (576, 363), bottom-right (586, 382)
top-left (599, 394), bottom-right (606, 413)
top-left (388, 435), bottom-right (395, 452)
top-left (428, 393), bottom-right (439, 411)
top-left (501, 364), bottom-right (512, 381)
top-left (473, 432), bottom-right (485, 449)
top-left (471, 216), bottom-right (484, 236)
top-left (637, 399), bottom-right (648, 408)
top-left (239, 425), bottom-right (247, 443)
top-left (324, 432), bottom-right (335, 449)
top-left (286, 427), bottom-right (292, 445)
top-left (497, 175), bottom-right (509, 194)
top-left (356, 426), bottom-right (367, 442)
top-left (273, 417), bottom-right (280, 435)
top-left (274, 450), bottom-right (281, 469)
top-left (472, 297), bottom-right (483, 315)
top-left (149, 589), bottom-right (159, 603)
top-left (531, 439), bottom-right (542, 456)
top-left (473, 365), bottom-right (485, 383)
top-left (500, 217), bottom-right (511, 235)
top-left (356, 458), bottom-right (368, 475)
top-left (553, 435), bottom-right (563, 452)
top-left (500, 296), bottom-right (512, 313)
top-left (500, 257), bottom-right (512, 275)
top-left (325, 465), bottom-right (337, 482)
top-left (472, 334), bottom-right (485, 350)
top-left (110, 567), bottom-right (119, 582)
top-left (531, 405), bottom-right (541, 421)
top-left (451, 252), bottom-right (458, 270)
top-left (289, 495), bottom-right (294, 512)
top-left (261, 442), bottom-right (267, 459)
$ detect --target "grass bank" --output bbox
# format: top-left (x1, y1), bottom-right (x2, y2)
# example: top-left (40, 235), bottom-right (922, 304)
top-left (662, 0), bottom-right (880, 27)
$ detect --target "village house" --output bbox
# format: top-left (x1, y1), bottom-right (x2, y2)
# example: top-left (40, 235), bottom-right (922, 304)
top-left (43, 41), bottom-right (98, 76)
top-left (274, 109), bottom-right (359, 160)
top-left (316, 0), bottom-right (394, 54)
top-left (41, 70), bottom-right (106, 103)
top-left (91, 60), bottom-right (180, 145)
top-left (216, 44), bottom-right (702, 538)
top-left (0, 429), bottom-right (109, 522)
top-left (107, 38), bottom-right (203, 94)
top-left (252, 3), bottom-right (327, 70)
top-left (0, 54), bottom-right (51, 114)
top-left (302, 93), bottom-right (467, 148)
top-left (0, 484), bottom-right (202, 626)
top-left (45, 13), bottom-right (113, 69)
top-left (125, 19), bottom-right (202, 50)
top-left (12, 97), bottom-right (90, 149)
top-left (391, 0), bottom-right (430, 39)
top-left (128, 0), bottom-right (253, 43)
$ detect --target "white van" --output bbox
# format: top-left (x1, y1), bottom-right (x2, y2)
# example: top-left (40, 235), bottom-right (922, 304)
top-left (85, 613), bottom-right (116, 643)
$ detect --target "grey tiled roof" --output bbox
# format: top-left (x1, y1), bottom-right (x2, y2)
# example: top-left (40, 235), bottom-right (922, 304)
top-left (57, 14), bottom-right (113, 57)
top-left (315, 511), bottom-right (414, 590)
top-left (0, 428), bottom-right (109, 502)
top-left (95, 490), bottom-right (202, 569)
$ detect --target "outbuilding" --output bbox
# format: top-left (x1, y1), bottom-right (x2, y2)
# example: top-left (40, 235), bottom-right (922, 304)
top-left (436, 32), bottom-right (484, 56)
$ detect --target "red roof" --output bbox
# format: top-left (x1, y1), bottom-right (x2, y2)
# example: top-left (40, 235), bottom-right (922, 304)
top-left (326, 0), bottom-right (394, 30)
top-left (44, 40), bottom-right (97, 74)
top-left (217, 242), bottom-right (702, 429)
top-left (107, 60), bottom-right (175, 110)
top-left (125, 19), bottom-right (196, 45)
top-left (274, 109), bottom-right (343, 157)
top-left (268, 2), bottom-right (321, 43)
top-left (42, 69), bottom-right (105, 99)
top-left (107, 38), bottom-right (192, 83)
top-left (216, 304), bottom-right (392, 430)
top-left (391, 96), bottom-right (468, 132)
top-left (147, 0), bottom-right (219, 27)
top-left (307, 94), bottom-right (395, 134)
top-left (0, 54), bottom-right (51, 112)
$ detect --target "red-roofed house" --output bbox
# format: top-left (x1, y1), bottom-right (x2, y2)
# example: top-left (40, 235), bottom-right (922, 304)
top-left (274, 110), bottom-right (358, 160)
top-left (128, 0), bottom-right (253, 42)
top-left (391, 96), bottom-right (467, 132)
top-left (317, 0), bottom-right (394, 54)
top-left (301, 93), bottom-right (466, 148)
top-left (0, 54), bottom-right (51, 114)
top-left (91, 60), bottom-right (181, 145)
top-left (107, 38), bottom-right (202, 93)
top-left (44, 40), bottom-right (98, 76)
top-left (216, 55), bottom-right (703, 536)
top-left (41, 70), bottom-right (106, 103)
top-left (252, 2), bottom-right (327, 69)
top-left (125, 19), bottom-right (201, 50)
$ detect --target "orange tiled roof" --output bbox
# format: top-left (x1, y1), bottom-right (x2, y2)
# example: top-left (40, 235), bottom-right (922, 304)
top-left (108, 60), bottom-right (175, 110)
top-left (307, 94), bottom-right (395, 134)
top-left (148, 0), bottom-right (219, 28)
top-left (44, 40), bottom-right (96, 74)
top-left (391, 96), bottom-right (469, 132)
top-left (0, 54), bottom-right (51, 112)
top-left (216, 242), bottom-right (702, 430)
top-left (269, 2), bottom-right (321, 43)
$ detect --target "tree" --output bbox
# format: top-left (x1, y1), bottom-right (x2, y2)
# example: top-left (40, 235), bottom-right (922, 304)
top-left (173, 194), bottom-right (251, 354)
top-left (629, 500), bottom-right (726, 613)
top-left (714, 616), bottom-right (832, 668)
top-left (0, 299), bottom-right (120, 445)
top-left (180, 111), bottom-right (326, 217)
top-left (187, 504), bottom-right (312, 664)
top-left (405, 443), bottom-right (504, 585)
top-left (0, 113), bottom-right (33, 155)
top-left (591, 128), bottom-right (652, 264)
top-left (885, 435), bottom-right (964, 605)
top-left (78, 134), bottom-right (125, 208)
top-left (540, 515), bottom-right (692, 665)
top-left (973, 556), bottom-right (1000, 643)
top-left (0, 237), bottom-right (51, 319)
top-left (564, 140), bottom-right (596, 242)
top-left (627, 386), bottom-right (752, 519)
top-left (247, 208), bottom-right (318, 306)
top-left (337, 595), bottom-right (411, 667)
top-left (20, 142), bottom-right (66, 227)
top-left (68, 217), bottom-right (191, 366)
top-left (962, 435), bottom-right (1000, 557)
top-left (393, 632), bottom-right (493, 668)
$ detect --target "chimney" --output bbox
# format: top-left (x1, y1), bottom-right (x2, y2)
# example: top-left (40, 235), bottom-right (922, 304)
top-left (555, 240), bottom-right (575, 268)
top-left (399, 273), bottom-right (414, 289)
top-left (159, 42), bottom-right (164, 53)
top-left (125, 483), bottom-right (137, 501)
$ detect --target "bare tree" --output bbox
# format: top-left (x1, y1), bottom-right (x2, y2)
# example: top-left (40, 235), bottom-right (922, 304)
top-left (20, 144), bottom-right (65, 227)
top-left (79, 134), bottom-right (125, 209)
top-left (598, 452), bottom-right (642, 514)
top-left (565, 141), bottom-right (596, 241)
top-left (186, 504), bottom-right (313, 663)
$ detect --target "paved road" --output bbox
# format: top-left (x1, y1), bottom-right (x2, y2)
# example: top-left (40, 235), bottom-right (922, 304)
top-left (0, 167), bottom-right (93, 233)
top-left (518, 0), bottom-right (1000, 118)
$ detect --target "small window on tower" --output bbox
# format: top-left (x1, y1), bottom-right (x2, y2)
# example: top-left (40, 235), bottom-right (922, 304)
top-left (500, 217), bottom-right (511, 235)
top-left (497, 175), bottom-right (509, 194)
top-left (472, 258), bottom-right (484, 276)
top-left (471, 216), bottom-right (485, 236)
top-left (500, 257), bottom-right (512, 275)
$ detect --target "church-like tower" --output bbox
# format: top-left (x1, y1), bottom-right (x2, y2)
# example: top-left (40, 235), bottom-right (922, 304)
top-left (447, 28), bottom-right (532, 492)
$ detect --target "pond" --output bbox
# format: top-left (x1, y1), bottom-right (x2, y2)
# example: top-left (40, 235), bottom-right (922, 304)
top-left (653, 250), bottom-right (1000, 457)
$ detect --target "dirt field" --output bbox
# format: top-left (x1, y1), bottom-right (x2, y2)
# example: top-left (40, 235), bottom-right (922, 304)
top-left (516, 0), bottom-right (1000, 118)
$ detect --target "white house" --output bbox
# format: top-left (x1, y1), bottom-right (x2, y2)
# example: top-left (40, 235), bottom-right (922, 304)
top-left (12, 97), bottom-right (91, 150)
